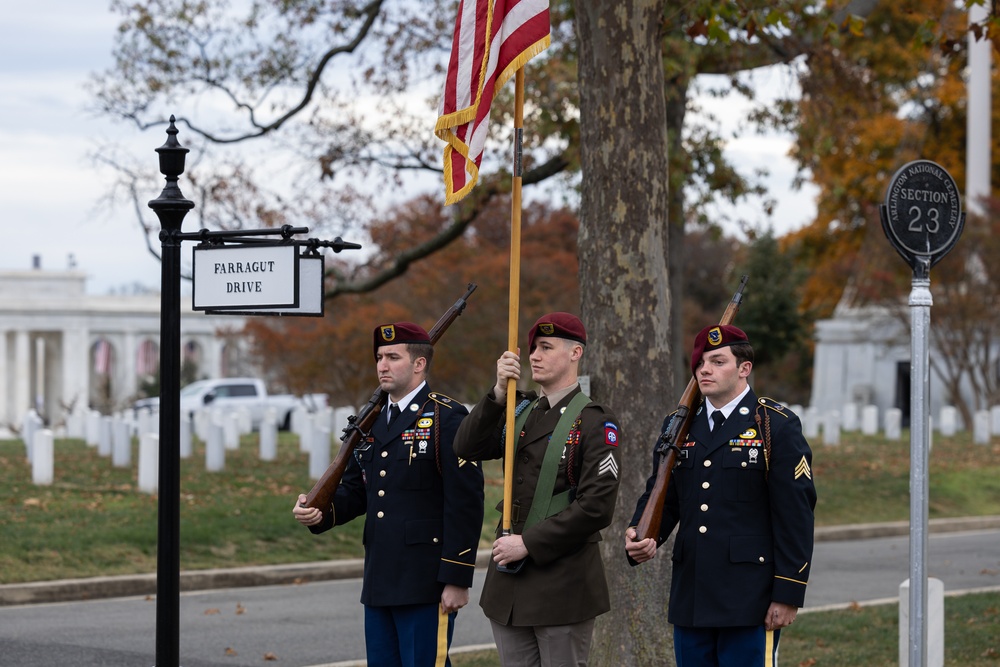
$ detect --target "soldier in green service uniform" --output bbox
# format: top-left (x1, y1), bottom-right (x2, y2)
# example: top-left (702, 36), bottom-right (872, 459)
top-left (455, 312), bottom-right (621, 667)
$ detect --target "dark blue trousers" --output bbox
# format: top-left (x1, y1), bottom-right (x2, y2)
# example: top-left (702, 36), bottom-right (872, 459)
top-left (364, 603), bottom-right (456, 667)
top-left (674, 625), bottom-right (781, 667)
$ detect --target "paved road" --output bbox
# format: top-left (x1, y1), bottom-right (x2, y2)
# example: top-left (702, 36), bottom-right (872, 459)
top-left (1, 529), bottom-right (998, 667)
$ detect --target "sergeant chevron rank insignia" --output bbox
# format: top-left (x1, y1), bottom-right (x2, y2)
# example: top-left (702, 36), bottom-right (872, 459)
top-left (795, 456), bottom-right (812, 480)
top-left (598, 452), bottom-right (619, 479)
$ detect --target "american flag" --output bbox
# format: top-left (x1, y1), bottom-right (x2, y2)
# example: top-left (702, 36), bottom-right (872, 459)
top-left (137, 339), bottom-right (159, 376)
top-left (435, 0), bottom-right (550, 204)
top-left (93, 339), bottom-right (112, 375)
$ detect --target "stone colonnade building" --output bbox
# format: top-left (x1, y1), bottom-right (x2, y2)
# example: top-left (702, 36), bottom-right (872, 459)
top-left (0, 267), bottom-right (247, 434)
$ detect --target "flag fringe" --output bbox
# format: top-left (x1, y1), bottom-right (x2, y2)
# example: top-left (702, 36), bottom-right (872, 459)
top-left (434, 34), bottom-right (551, 135)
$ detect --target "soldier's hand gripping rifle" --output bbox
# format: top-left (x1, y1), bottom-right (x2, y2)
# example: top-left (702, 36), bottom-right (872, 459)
top-left (300, 283), bottom-right (478, 521)
top-left (634, 275), bottom-right (748, 542)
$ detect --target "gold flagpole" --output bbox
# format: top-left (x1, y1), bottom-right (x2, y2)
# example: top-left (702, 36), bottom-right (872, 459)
top-left (499, 68), bottom-right (526, 570)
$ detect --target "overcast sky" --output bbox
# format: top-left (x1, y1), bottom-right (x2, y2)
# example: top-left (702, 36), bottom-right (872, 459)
top-left (0, 2), bottom-right (817, 296)
top-left (0, 2), bottom-right (164, 295)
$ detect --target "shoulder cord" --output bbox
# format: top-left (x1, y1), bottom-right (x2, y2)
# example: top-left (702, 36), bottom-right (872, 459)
top-left (754, 409), bottom-right (772, 478)
top-left (434, 401), bottom-right (442, 475)
top-left (500, 398), bottom-right (534, 442)
top-left (565, 416), bottom-right (583, 488)
top-left (353, 444), bottom-right (368, 487)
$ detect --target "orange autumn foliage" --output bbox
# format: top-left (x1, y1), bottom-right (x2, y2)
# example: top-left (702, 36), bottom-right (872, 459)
top-left (785, 0), bottom-right (988, 318)
top-left (242, 195), bottom-right (580, 407)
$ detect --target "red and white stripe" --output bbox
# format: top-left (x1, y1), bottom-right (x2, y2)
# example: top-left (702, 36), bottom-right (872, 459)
top-left (94, 339), bottom-right (112, 375)
top-left (137, 339), bottom-right (159, 376)
top-left (435, 0), bottom-right (550, 204)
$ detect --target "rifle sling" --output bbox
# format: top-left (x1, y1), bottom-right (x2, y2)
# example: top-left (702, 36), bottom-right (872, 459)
top-left (517, 391), bottom-right (591, 531)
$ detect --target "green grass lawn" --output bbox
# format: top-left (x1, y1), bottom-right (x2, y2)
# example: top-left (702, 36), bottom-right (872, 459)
top-left (449, 590), bottom-right (1000, 666)
top-left (1, 430), bottom-right (999, 584)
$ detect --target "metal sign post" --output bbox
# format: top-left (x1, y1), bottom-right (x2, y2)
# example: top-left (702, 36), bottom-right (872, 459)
top-left (146, 117), bottom-right (359, 666)
top-left (880, 159), bottom-right (965, 667)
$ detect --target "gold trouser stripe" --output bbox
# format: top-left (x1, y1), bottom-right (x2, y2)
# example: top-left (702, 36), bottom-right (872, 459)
top-left (765, 629), bottom-right (775, 667)
top-left (435, 607), bottom-right (449, 667)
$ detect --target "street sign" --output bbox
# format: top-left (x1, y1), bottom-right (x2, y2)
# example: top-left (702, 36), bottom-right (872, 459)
top-left (205, 254), bottom-right (325, 317)
top-left (192, 244), bottom-right (298, 311)
top-left (880, 160), bottom-right (965, 272)
top-left (880, 158), bottom-right (966, 667)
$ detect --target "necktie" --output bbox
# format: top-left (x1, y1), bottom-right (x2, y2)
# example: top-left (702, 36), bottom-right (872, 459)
top-left (523, 397), bottom-right (550, 434)
top-left (388, 403), bottom-right (401, 426)
top-left (711, 410), bottom-right (725, 432)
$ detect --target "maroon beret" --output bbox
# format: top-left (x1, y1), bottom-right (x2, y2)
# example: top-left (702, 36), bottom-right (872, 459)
top-left (690, 324), bottom-right (750, 374)
top-left (373, 321), bottom-right (430, 357)
top-left (528, 312), bottom-right (587, 351)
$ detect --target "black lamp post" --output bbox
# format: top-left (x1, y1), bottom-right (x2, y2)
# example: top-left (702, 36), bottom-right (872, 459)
top-left (147, 115), bottom-right (194, 667)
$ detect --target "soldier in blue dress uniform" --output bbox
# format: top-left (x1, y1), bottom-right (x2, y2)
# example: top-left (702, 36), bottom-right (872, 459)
top-left (625, 324), bottom-right (816, 666)
top-left (293, 321), bottom-right (484, 667)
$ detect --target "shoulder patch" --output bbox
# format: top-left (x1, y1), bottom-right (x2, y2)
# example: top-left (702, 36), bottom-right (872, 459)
top-left (757, 397), bottom-right (789, 417)
top-left (427, 392), bottom-right (457, 408)
top-left (604, 421), bottom-right (619, 447)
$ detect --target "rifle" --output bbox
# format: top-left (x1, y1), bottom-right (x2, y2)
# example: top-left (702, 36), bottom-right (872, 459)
top-left (634, 275), bottom-right (749, 542)
top-left (301, 282), bottom-right (478, 519)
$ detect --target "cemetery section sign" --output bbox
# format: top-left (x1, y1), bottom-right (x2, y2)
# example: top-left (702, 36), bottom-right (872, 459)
top-left (881, 159), bottom-right (965, 271)
top-left (193, 244), bottom-right (298, 311)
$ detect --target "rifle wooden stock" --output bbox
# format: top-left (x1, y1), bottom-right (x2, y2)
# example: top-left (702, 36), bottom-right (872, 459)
top-left (634, 275), bottom-right (749, 542)
top-left (302, 282), bottom-right (478, 517)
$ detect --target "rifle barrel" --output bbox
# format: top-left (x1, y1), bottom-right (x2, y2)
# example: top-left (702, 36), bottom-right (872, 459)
top-left (634, 275), bottom-right (749, 542)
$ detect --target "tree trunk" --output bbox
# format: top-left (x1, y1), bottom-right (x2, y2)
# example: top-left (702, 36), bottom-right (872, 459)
top-left (666, 76), bottom-right (690, 397)
top-left (574, 1), bottom-right (676, 664)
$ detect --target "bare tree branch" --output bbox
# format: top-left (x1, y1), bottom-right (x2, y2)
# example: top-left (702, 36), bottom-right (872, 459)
top-left (130, 0), bottom-right (387, 144)
top-left (324, 152), bottom-right (571, 298)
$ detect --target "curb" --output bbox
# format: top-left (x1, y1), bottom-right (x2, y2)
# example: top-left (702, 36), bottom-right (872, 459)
top-left (0, 548), bottom-right (495, 607)
top-left (3, 517), bottom-right (999, 607)
top-left (812, 515), bottom-right (1000, 541)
